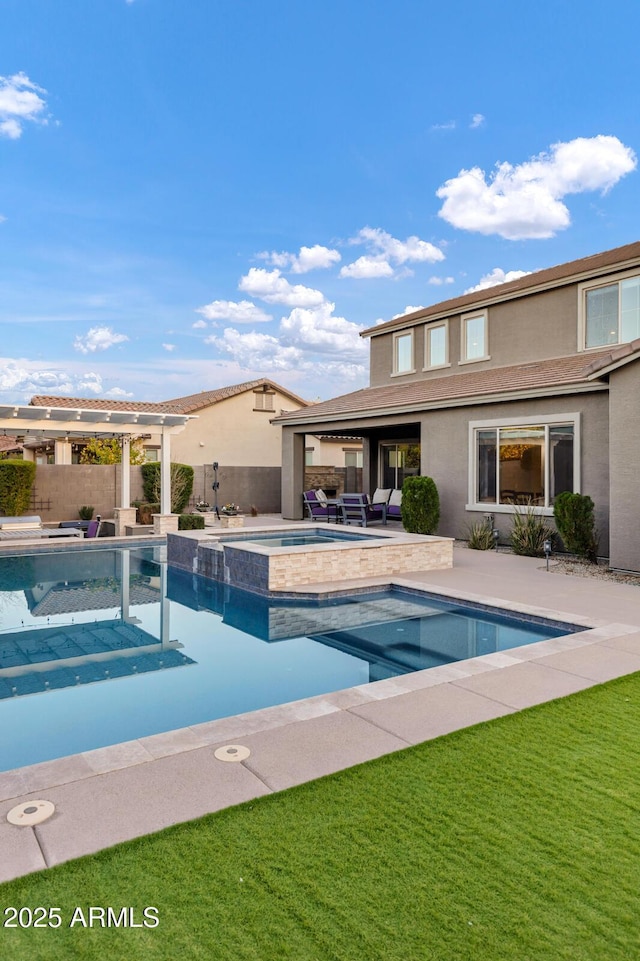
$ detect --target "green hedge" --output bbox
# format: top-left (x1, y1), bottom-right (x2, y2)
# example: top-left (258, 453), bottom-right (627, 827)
top-left (178, 513), bottom-right (205, 531)
top-left (400, 476), bottom-right (440, 534)
top-left (0, 459), bottom-right (36, 516)
top-left (140, 462), bottom-right (194, 514)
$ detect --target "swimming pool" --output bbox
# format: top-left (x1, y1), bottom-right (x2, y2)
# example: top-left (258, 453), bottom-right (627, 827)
top-left (223, 529), bottom-right (374, 548)
top-left (0, 546), bottom-right (578, 771)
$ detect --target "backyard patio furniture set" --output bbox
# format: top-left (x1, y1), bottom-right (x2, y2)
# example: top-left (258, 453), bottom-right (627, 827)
top-left (0, 515), bottom-right (102, 541)
top-left (303, 489), bottom-right (402, 527)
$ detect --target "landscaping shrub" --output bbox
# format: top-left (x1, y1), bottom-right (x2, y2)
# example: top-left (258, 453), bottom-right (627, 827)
top-left (509, 505), bottom-right (555, 557)
top-left (0, 459), bottom-right (36, 516)
top-left (178, 513), bottom-right (205, 531)
top-left (553, 491), bottom-right (599, 563)
top-left (467, 518), bottom-right (495, 550)
top-left (78, 505), bottom-right (94, 520)
top-left (141, 462), bottom-right (194, 514)
top-left (400, 476), bottom-right (440, 534)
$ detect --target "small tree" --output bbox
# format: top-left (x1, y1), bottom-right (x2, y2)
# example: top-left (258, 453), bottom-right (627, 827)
top-left (400, 476), bottom-right (440, 534)
top-left (141, 462), bottom-right (194, 514)
top-left (0, 459), bottom-right (36, 515)
top-left (553, 492), bottom-right (599, 563)
top-left (79, 437), bottom-right (145, 465)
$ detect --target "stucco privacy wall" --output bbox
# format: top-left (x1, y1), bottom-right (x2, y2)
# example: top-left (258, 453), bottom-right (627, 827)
top-left (608, 361), bottom-right (640, 570)
top-left (27, 464), bottom-right (283, 521)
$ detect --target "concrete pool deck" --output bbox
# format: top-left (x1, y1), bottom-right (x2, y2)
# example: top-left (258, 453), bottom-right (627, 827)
top-left (2, 530), bottom-right (640, 882)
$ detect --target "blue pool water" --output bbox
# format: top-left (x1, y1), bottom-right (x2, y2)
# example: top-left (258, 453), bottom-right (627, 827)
top-left (0, 546), bottom-right (577, 771)
top-left (222, 529), bottom-right (375, 547)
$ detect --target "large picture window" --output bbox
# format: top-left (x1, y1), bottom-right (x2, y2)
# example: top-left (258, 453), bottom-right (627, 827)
top-left (471, 416), bottom-right (577, 510)
top-left (583, 274), bottom-right (640, 348)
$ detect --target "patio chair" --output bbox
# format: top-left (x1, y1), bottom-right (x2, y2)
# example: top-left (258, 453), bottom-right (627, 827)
top-left (303, 490), bottom-right (339, 523)
top-left (86, 515), bottom-right (102, 538)
top-left (385, 489), bottom-right (403, 522)
top-left (339, 493), bottom-right (381, 527)
top-left (369, 488), bottom-right (391, 524)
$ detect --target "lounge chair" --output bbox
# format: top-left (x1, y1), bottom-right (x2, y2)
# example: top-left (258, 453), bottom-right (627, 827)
top-left (303, 490), bottom-right (339, 523)
top-left (385, 489), bottom-right (403, 522)
top-left (0, 515), bottom-right (84, 540)
top-left (339, 493), bottom-right (381, 527)
top-left (369, 488), bottom-right (392, 524)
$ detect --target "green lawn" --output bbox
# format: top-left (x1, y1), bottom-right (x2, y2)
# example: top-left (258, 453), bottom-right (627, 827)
top-left (3, 673), bottom-right (640, 961)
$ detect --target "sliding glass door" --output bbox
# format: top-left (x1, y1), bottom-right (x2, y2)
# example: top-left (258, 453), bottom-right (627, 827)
top-left (380, 442), bottom-right (420, 489)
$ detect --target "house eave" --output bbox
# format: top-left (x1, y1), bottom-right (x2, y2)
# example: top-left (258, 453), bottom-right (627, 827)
top-left (276, 381), bottom-right (608, 428)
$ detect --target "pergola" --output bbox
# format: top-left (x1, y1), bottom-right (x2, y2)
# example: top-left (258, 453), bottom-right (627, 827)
top-left (0, 403), bottom-right (196, 525)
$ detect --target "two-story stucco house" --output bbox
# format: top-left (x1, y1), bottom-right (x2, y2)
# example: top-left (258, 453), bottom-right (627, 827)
top-left (276, 241), bottom-right (640, 572)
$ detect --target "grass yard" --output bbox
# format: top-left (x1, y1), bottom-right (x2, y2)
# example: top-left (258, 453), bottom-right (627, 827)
top-left (2, 673), bottom-right (640, 961)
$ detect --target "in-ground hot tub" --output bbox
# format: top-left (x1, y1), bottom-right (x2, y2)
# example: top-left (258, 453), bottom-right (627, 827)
top-left (167, 524), bottom-right (454, 594)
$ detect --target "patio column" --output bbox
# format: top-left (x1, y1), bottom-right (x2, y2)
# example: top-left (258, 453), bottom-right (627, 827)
top-left (153, 426), bottom-right (179, 534)
top-left (281, 427), bottom-right (305, 520)
top-left (113, 434), bottom-right (136, 535)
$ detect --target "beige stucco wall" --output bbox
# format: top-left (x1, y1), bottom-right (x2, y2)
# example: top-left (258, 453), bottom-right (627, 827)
top-left (369, 283), bottom-right (580, 388)
top-left (142, 387), bottom-right (305, 467)
top-left (608, 362), bottom-right (640, 570)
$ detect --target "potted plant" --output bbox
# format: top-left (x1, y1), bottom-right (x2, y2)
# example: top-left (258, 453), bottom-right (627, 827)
top-left (221, 503), bottom-right (240, 516)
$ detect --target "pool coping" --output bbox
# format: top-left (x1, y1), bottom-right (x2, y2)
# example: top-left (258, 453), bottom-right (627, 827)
top-left (2, 547), bottom-right (640, 881)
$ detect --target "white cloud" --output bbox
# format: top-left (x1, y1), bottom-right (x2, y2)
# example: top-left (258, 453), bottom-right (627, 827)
top-left (428, 276), bottom-right (455, 286)
top-left (192, 319), bottom-right (207, 329)
top-left (162, 343), bottom-right (176, 351)
top-left (0, 361), bottom-right (104, 398)
top-left (341, 227), bottom-right (445, 279)
top-left (392, 305), bottom-right (425, 319)
top-left (431, 121), bottom-right (456, 131)
top-left (0, 72), bottom-right (48, 139)
top-left (103, 386), bottom-right (134, 398)
top-left (340, 256), bottom-right (395, 279)
top-left (464, 268), bottom-right (532, 293)
top-left (74, 326), bottom-right (129, 354)
top-left (207, 302), bottom-right (367, 384)
top-left (238, 268), bottom-right (325, 307)
top-left (470, 113), bottom-right (485, 129)
top-left (258, 244), bottom-right (341, 274)
top-left (436, 135), bottom-right (637, 240)
top-left (196, 299), bottom-right (272, 324)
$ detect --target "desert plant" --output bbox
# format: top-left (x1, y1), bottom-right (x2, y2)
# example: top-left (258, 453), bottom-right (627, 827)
top-left (553, 492), bottom-right (599, 563)
top-left (78, 505), bottom-right (94, 521)
top-left (0, 459), bottom-right (36, 516)
top-left (509, 505), bottom-right (555, 557)
top-left (400, 476), bottom-right (440, 534)
top-left (467, 518), bottom-right (495, 550)
top-left (178, 513), bottom-right (205, 531)
top-left (141, 462), bottom-right (194, 514)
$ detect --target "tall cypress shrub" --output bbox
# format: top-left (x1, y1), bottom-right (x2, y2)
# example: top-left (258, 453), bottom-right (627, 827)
top-left (400, 476), bottom-right (440, 534)
top-left (0, 460), bottom-right (36, 516)
top-left (140, 462), bottom-right (194, 514)
top-left (553, 492), bottom-right (598, 562)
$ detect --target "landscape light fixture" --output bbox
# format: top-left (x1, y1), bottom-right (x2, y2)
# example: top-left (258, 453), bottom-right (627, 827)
top-left (492, 528), bottom-right (500, 552)
top-left (544, 538), bottom-right (552, 571)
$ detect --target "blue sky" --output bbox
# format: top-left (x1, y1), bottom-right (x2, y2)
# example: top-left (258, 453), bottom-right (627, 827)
top-left (1, 0), bottom-right (639, 404)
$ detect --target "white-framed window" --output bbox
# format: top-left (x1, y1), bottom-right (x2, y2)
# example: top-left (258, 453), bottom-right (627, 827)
top-left (580, 272), bottom-right (640, 349)
top-left (344, 448), bottom-right (363, 468)
top-left (460, 311), bottom-right (488, 363)
top-left (392, 330), bottom-right (414, 375)
top-left (424, 321), bottom-right (449, 370)
top-left (305, 447), bottom-right (314, 466)
top-left (468, 413), bottom-right (580, 513)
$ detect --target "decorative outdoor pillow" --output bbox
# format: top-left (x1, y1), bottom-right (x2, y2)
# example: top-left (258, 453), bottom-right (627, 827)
top-left (389, 489), bottom-right (403, 507)
top-left (315, 489), bottom-right (327, 504)
top-left (372, 488), bottom-right (391, 505)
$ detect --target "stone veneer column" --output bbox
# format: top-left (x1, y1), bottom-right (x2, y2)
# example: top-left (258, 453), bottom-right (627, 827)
top-left (113, 507), bottom-right (137, 536)
top-left (152, 513), bottom-right (179, 535)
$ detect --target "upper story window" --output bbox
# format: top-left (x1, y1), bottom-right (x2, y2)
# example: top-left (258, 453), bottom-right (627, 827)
top-left (460, 311), bottom-right (488, 363)
top-left (424, 321), bottom-right (449, 370)
top-left (583, 275), bottom-right (640, 349)
top-left (393, 330), bottom-right (414, 375)
top-left (253, 389), bottom-right (275, 411)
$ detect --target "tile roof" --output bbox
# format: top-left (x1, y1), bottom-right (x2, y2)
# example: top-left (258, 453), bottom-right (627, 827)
top-left (364, 240), bottom-right (640, 336)
top-left (274, 349), bottom-right (619, 424)
top-left (29, 378), bottom-right (309, 414)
